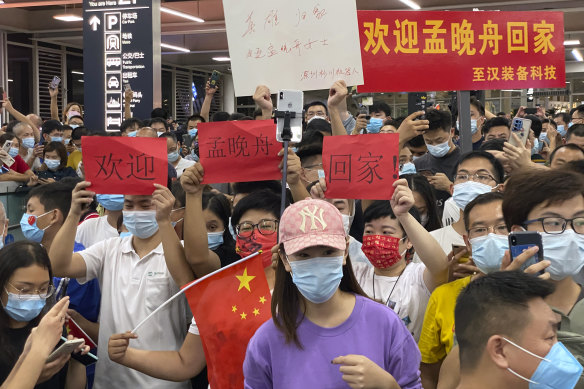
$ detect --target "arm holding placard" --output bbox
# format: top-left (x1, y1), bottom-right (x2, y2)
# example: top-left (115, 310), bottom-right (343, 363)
top-left (180, 163), bottom-right (221, 278)
top-left (278, 147), bottom-right (310, 202)
top-left (327, 80), bottom-right (350, 137)
top-left (200, 80), bottom-right (216, 123)
top-left (391, 179), bottom-right (448, 291)
top-left (253, 85), bottom-right (273, 120)
top-left (153, 183), bottom-right (195, 287)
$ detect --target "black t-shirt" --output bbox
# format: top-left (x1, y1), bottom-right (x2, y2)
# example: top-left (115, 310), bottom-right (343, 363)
top-left (213, 242), bottom-right (240, 268)
top-left (0, 326), bottom-right (68, 388)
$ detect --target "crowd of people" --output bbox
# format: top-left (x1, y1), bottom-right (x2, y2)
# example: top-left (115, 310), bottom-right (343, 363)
top-left (1, 76), bottom-right (584, 389)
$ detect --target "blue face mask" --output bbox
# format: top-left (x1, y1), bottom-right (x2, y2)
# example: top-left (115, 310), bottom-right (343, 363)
top-left (456, 119), bottom-right (479, 135)
top-left (64, 138), bottom-right (71, 145)
top-left (44, 159), bottom-right (61, 171)
top-left (539, 132), bottom-right (548, 142)
top-left (3, 292), bottom-right (46, 322)
top-left (123, 210), bottom-right (159, 239)
top-left (22, 137), bottom-right (35, 149)
top-left (366, 117), bottom-right (384, 133)
top-left (69, 124), bottom-right (79, 130)
top-left (541, 230), bottom-right (584, 281)
top-left (399, 162), bottom-right (416, 176)
top-left (20, 212), bottom-right (52, 243)
top-left (128, 131), bottom-right (137, 137)
top-left (228, 217), bottom-right (237, 240)
top-left (288, 255), bottom-right (344, 304)
top-left (426, 140), bottom-right (451, 158)
top-left (168, 151), bottom-right (180, 163)
top-left (119, 231), bottom-right (132, 238)
top-left (96, 194), bottom-right (124, 211)
top-left (157, 131), bottom-right (164, 137)
top-left (51, 136), bottom-right (63, 143)
top-left (569, 122), bottom-right (574, 128)
top-left (505, 338), bottom-right (583, 389)
top-left (531, 138), bottom-right (540, 155)
top-left (452, 181), bottom-right (493, 210)
top-left (470, 233), bottom-right (508, 274)
top-left (208, 231), bottom-right (224, 250)
top-left (8, 147), bottom-right (19, 158)
top-left (557, 125), bottom-right (567, 137)
top-left (188, 128), bottom-right (198, 137)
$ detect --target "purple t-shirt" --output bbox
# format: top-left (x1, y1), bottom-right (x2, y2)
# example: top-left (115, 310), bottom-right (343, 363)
top-left (243, 294), bottom-right (422, 389)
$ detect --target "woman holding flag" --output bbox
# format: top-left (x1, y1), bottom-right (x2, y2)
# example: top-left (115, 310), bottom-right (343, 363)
top-left (243, 195), bottom-right (422, 388)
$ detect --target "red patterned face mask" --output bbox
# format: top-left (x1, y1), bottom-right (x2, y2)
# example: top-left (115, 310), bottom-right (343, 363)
top-left (361, 235), bottom-right (404, 269)
top-left (236, 232), bottom-right (278, 268)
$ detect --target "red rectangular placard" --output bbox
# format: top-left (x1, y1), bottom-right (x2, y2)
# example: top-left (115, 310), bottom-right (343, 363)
top-left (82, 136), bottom-right (168, 195)
top-left (198, 120), bottom-right (282, 184)
top-left (322, 134), bottom-right (399, 200)
top-left (358, 11), bottom-right (565, 92)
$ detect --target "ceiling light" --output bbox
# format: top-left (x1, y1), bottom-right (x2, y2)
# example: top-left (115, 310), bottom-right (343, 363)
top-left (53, 14), bottom-right (83, 22)
top-left (573, 49), bottom-right (584, 62)
top-left (78, 79), bottom-right (84, 83)
top-left (7, 79), bottom-right (12, 82)
top-left (564, 40), bottom-right (581, 46)
top-left (161, 7), bottom-right (204, 23)
top-left (161, 43), bottom-right (190, 53)
top-left (212, 57), bottom-right (231, 62)
top-left (399, 0), bottom-right (421, 10)
top-left (71, 71), bottom-right (84, 75)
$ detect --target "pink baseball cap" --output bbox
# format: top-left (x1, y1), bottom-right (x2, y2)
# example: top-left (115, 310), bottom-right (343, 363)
top-left (279, 198), bottom-right (347, 255)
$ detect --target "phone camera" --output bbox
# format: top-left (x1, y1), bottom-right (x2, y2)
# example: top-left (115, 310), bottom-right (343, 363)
top-left (279, 92), bottom-right (283, 99)
top-left (511, 236), bottom-right (517, 244)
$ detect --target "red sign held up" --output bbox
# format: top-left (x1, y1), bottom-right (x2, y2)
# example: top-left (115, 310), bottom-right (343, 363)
top-left (198, 120), bottom-right (282, 184)
top-left (358, 11), bottom-right (565, 92)
top-left (322, 134), bottom-right (399, 200)
top-left (82, 136), bottom-right (168, 195)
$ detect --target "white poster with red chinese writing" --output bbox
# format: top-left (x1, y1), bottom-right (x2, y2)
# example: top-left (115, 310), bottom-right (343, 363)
top-left (222, 0), bottom-right (364, 96)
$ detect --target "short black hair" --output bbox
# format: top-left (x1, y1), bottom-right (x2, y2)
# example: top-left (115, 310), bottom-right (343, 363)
top-left (453, 151), bottom-right (505, 184)
top-left (496, 112), bottom-right (507, 117)
top-left (151, 108), bottom-right (168, 120)
top-left (120, 118), bottom-right (143, 133)
top-left (456, 271), bottom-right (555, 371)
top-left (296, 145), bottom-right (323, 165)
top-left (363, 200), bottom-right (420, 237)
top-left (304, 101), bottom-right (329, 116)
top-left (542, 118), bottom-right (557, 129)
top-left (305, 118), bottom-right (332, 135)
top-left (406, 134), bottom-right (426, 148)
top-left (554, 112), bottom-right (571, 124)
top-left (27, 182), bottom-right (76, 219)
top-left (212, 112), bottom-right (230, 122)
top-left (572, 105), bottom-right (584, 118)
top-left (470, 97), bottom-right (485, 116)
top-left (229, 113), bottom-right (246, 121)
top-left (481, 117), bottom-right (510, 136)
top-left (524, 115), bottom-right (542, 137)
top-left (402, 174), bottom-right (441, 232)
top-left (159, 132), bottom-right (178, 143)
top-left (171, 180), bottom-right (186, 208)
top-left (425, 109), bottom-right (452, 133)
top-left (71, 127), bottom-right (89, 141)
top-left (549, 144), bottom-right (584, 165)
top-left (187, 114), bottom-right (205, 123)
top-left (567, 124), bottom-right (584, 141)
top-left (479, 138), bottom-right (505, 152)
top-left (231, 189), bottom-right (281, 230)
top-left (41, 119), bottom-right (63, 137)
top-left (148, 117), bottom-right (168, 131)
top-left (232, 180), bottom-right (282, 196)
top-left (463, 192), bottom-right (504, 231)
top-left (562, 160), bottom-right (584, 175)
top-left (370, 102), bottom-right (391, 118)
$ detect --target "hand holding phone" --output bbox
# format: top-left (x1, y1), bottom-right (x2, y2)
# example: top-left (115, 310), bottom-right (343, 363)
top-left (46, 338), bottom-right (84, 363)
top-left (509, 118), bottom-right (531, 148)
top-left (276, 90), bottom-right (303, 143)
top-left (2, 140), bottom-right (13, 153)
top-left (209, 70), bottom-right (220, 89)
top-left (508, 231), bottom-right (544, 274)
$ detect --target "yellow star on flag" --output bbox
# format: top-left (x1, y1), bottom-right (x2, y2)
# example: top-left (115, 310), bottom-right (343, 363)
top-left (253, 308), bottom-right (260, 316)
top-left (240, 312), bottom-right (247, 320)
top-left (236, 267), bottom-right (256, 292)
top-left (231, 305), bottom-right (237, 312)
top-left (259, 296), bottom-right (266, 304)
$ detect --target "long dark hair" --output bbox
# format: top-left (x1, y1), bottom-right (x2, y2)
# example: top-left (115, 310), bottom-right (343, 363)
top-left (202, 191), bottom-right (234, 247)
top-left (0, 241), bottom-right (54, 367)
top-left (402, 174), bottom-right (442, 231)
top-left (271, 246), bottom-right (367, 348)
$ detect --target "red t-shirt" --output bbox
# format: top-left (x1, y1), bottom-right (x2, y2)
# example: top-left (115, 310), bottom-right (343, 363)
top-left (3, 155), bottom-right (30, 174)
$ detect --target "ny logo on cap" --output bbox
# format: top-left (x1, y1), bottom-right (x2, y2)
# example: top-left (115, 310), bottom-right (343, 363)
top-left (298, 205), bottom-right (327, 233)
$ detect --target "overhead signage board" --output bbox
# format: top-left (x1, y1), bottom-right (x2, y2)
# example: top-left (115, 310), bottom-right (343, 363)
top-left (83, 0), bottom-right (161, 132)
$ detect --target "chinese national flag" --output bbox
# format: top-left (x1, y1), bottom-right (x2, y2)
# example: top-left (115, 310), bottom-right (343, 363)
top-left (66, 317), bottom-right (97, 349)
top-left (183, 254), bottom-right (272, 389)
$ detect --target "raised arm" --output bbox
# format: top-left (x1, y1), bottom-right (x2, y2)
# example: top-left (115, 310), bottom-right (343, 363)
top-left (200, 80), bottom-right (217, 123)
top-left (152, 183), bottom-right (194, 287)
top-left (1, 99), bottom-right (41, 142)
top-left (252, 85), bottom-right (273, 120)
top-left (108, 332), bottom-right (206, 382)
top-left (327, 80), bottom-right (350, 137)
top-left (391, 179), bottom-right (448, 291)
top-left (49, 87), bottom-right (59, 121)
top-left (278, 147), bottom-right (310, 202)
top-left (397, 111), bottom-right (429, 150)
top-left (180, 163), bottom-right (221, 277)
top-left (48, 181), bottom-right (91, 278)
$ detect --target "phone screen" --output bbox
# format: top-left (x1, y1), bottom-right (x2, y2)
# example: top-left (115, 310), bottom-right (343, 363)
top-left (510, 244), bottom-right (540, 271)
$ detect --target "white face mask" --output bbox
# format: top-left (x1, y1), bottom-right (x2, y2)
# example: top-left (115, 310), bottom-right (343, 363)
top-left (341, 214), bottom-right (354, 236)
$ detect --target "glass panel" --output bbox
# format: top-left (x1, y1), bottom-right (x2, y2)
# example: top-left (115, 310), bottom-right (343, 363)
top-left (7, 44), bottom-right (33, 116)
top-left (66, 54), bottom-right (84, 106)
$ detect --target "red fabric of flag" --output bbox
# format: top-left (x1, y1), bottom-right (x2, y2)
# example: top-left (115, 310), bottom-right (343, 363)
top-left (66, 317), bottom-right (97, 349)
top-left (183, 254), bottom-right (272, 389)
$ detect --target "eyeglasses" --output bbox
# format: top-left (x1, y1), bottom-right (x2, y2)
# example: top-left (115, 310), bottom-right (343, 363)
top-left (236, 219), bottom-right (279, 238)
top-left (6, 282), bottom-right (55, 299)
top-left (454, 173), bottom-right (496, 185)
top-left (523, 217), bottom-right (584, 235)
top-left (468, 224), bottom-right (509, 239)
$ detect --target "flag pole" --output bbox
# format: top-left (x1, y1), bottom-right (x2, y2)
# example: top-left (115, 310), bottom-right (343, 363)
top-left (131, 251), bottom-right (260, 334)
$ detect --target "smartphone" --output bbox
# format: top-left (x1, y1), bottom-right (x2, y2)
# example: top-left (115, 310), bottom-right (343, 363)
top-left (2, 140), bottom-right (12, 153)
top-left (276, 90), bottom-right (303, 143)
top-left (49, 76), bottom-right (61, 90)
top-left (408, 92), bottom-right (428, 120)
top-left (209, 70), bottom-right (220, 89)
top-left (508, 231), bottom-right (544, 273)
top-left (524, 107), bottom-right (537, 115)
top-left (359, 104), bottom-right (370, 121)
top-left (46, 338), bottom-right (84, 363)
top-left (0, 151), bottom-right (14, 168)
top-left (71, 350), bottom-right (98, 366)
top-left (510, 118), bottom-right (532, 148)
top-left (452, 244), bottom-right (470, 263)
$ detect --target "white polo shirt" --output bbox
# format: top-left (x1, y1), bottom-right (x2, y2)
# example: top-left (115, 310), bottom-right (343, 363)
top-left (78, 236), bottom-right (191, 389)
top-left (75, 215), bottom-right (119, 248)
